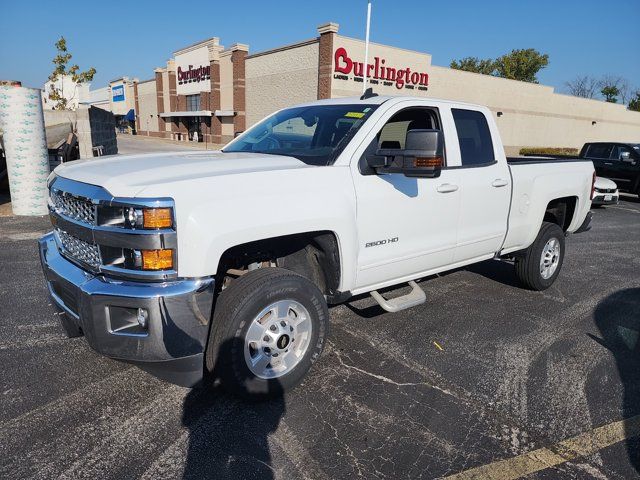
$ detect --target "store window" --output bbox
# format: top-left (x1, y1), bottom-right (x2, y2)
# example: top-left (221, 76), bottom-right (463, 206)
top-left (186, 94), bottom-right (201, 112)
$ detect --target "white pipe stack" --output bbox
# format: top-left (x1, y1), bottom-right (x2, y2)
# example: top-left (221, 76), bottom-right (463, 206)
top-left (0, 85), bottom-right (50, 216)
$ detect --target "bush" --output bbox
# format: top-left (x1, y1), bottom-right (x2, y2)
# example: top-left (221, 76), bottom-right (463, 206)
top-left (519, 147), bottom-right (579, 156)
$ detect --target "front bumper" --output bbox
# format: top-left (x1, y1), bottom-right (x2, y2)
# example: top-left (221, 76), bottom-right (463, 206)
top-left (39, 232), bottom-right (214, 386)
top-left (592, 193), bottom-right (619, 205)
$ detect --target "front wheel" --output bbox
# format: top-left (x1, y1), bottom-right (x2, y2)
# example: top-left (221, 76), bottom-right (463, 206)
top-left (514, 222), bottom-right (565, 291)
top-left (205, 267), bottom-right (329, 399)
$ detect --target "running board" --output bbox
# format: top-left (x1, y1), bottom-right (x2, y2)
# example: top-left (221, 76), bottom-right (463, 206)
top-left (370, 281), bottom-right (426, 313)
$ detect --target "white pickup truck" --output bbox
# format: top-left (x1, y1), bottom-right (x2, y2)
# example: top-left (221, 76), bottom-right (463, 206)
top-left (40, 94), bottom-right (595, 397)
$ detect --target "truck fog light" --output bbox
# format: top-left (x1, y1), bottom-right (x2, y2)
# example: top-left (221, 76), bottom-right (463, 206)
top-left (137, 308), bottom-right (149, 328)
top-left (141, 249), bottom-right (174, 270)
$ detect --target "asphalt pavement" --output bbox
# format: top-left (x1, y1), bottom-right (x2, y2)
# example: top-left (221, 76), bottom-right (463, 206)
top-left (1, 190), bottom-right (639, 479)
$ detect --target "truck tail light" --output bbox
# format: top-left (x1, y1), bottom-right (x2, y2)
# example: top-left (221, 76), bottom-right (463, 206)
top-left (590, 171), bottom-right (596, 200)
top-left (141, 249), bottom-right (174, 270)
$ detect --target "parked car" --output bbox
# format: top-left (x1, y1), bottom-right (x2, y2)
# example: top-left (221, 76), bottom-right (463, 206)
top-left (580, 142), bottom-right (640, 197)
top-left (39, 95), bottom-right (595, 397)
top-left (592, 176), bottom-right (619, 206)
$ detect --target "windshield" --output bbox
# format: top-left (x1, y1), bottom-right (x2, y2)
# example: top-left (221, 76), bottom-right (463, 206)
top-left (223, 104), bottom-right (378, 165)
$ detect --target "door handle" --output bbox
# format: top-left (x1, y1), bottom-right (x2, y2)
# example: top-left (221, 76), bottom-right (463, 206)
top-left (492, 179), bottom-right (509, 187)
top-left (436, 183), bottom-right (459, 193)
top-left (604, 162), bottom-right (613, 166)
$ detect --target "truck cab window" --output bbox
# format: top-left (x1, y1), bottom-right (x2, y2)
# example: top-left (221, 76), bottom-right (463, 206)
top-left (377, 108), bottom-right (440, 149)
top-left (359, 108), bottom-right (442, 170)
top-left (452, 109), bottom-right (494, 166)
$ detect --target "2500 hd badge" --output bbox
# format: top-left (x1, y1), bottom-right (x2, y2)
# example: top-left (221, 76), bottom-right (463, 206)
top-left (366, 237), bottom-right (399, 248)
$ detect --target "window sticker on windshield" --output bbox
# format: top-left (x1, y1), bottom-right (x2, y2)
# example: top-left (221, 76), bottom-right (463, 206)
top-left (345, 111), bottom-right (365, 119)
top-left (363, 108), bottom-right (371, 112)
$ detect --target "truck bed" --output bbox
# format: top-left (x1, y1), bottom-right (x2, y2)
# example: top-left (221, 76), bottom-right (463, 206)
top-left (501, 157), bottom-right (594, 256)
top-left (506, 156), bottom-right (592, 165)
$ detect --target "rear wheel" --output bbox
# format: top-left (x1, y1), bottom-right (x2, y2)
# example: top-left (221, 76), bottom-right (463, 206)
top-left (205, 267), bottom-right (329, 399)
top-left (515, 222), bottom-right (565, 291)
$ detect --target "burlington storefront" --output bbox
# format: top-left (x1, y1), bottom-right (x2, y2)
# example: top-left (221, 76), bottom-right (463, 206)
top-left (134, 38), bottom-right (246, 144)
top-left (133, 22), bottom-right (640, 151)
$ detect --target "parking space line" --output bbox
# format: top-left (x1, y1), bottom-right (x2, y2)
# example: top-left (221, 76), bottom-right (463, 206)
top-left (444, 415), bottom-right (640, 479)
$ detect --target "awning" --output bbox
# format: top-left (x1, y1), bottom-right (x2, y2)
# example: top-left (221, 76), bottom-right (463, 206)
top-left (125, 109), bottom-right (135, 121)
top-left (159, 110), bottom-right (235, 118)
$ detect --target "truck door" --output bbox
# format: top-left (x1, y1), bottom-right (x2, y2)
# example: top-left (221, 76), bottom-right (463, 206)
top-left (449, 108), bottom-right (511, 263)
top-left (350, 105), bottom-right (461, 290)
top-left (608, 144), bottom-right (637, 189)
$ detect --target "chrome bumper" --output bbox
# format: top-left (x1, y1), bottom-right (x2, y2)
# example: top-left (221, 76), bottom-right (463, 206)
top-left (39, 232), bottom-right (215, 386)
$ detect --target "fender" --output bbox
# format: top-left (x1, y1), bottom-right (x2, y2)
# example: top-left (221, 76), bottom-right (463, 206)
top-left (167, 165), bottom-right (359, 292)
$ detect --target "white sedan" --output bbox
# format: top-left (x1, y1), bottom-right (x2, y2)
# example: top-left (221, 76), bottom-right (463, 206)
top-left (592, 177), bottom-right (619, 206)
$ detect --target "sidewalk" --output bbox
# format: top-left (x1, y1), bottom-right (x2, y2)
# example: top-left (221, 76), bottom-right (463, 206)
top-left (117, 133), bottom-right (224, 151)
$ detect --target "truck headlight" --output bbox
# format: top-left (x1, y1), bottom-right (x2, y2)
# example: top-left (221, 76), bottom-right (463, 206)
top-left (125, 207), bottom-right (173, 229)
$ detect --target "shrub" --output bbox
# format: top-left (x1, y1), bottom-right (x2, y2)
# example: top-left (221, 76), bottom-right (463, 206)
top-left (519, 147), bottom-right (579, 156)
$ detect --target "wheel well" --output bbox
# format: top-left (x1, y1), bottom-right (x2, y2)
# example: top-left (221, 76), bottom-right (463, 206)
top-left (216, 231), bottom-right (341, 297)
top-left (544, 196), bottom-right (577, 232)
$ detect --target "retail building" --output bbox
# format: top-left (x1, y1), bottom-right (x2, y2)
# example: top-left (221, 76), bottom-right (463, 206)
top-left (130, 22), bottom-right (640, 152)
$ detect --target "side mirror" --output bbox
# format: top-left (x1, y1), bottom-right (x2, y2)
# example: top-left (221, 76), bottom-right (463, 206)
top-left (368, 129), bottom-right (444, 178)
top-left (620, 151), bottom-right (633, 163)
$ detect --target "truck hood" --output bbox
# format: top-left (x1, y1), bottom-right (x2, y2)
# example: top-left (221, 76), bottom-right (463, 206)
top-left (54, 150), bottom-right (314, 197)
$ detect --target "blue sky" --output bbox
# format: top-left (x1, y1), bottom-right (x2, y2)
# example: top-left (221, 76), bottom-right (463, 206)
top-left (1, 0), bottom-right (638, 96)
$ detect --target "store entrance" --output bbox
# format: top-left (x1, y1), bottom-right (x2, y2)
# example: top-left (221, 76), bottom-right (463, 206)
top-left (186, 116), bottom-right (202, 142)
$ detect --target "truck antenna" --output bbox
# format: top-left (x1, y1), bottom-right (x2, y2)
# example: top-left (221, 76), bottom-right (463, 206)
top-left (362, 0), bottom-right (372, 95)
top-left (360, 87), bottom-right (378, 100)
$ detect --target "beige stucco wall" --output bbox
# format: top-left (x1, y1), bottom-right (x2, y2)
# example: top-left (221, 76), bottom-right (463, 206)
top-left (221, 116), bottom-right (234, 141)
top-left (137, 80), bottom-right (159, 132)
top-left (329, 35), bottom-right (640, 153)
top-left (427, 66), bottom-right (640, 152)
top-left (220, 52), bottom-right (234, 112)
top-left (245, 40), bottom-right (319, 127)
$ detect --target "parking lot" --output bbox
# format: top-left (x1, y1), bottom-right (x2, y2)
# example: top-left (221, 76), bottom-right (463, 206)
top-left (1, 187), bottom-right (639, 479)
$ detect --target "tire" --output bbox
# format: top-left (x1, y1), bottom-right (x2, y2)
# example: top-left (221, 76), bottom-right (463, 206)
top-left (514, 222), bottom-right (565, 291)
top-left (205, 267), bottom-right (329, 399)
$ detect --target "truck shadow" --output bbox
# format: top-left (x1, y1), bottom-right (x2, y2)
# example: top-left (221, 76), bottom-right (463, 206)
top-left (180, 339), bottom-right (285, 479)
top-left (590, 288), bottom-right (640, 473)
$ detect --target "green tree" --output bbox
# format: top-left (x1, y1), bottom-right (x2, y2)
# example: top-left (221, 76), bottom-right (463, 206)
top-left (494, 48), bottom-right (549, 83)
top-left (627, 91), bottom-right (640, 111)
top-left (48, 37), bottom-right (96, 110)
top-left (601, 85), bottom-right (620, 103)
top-left (450, 57), bottom-right (495, 75)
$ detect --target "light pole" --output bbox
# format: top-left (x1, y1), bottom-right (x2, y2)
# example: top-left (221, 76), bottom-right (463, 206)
top-left (362, 0), bottom-right (372, 94)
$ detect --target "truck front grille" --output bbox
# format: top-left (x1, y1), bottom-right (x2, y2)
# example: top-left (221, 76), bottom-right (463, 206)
top-left (51, 189), bottom-right (96, 225)
top-left (56, 229), bottom-right (102, 268)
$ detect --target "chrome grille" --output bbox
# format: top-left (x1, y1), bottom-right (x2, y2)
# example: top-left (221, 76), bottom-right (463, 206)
top-left (56, 229), bottom-right (101, 268)
top-left (51, 189), bottom-right (96, 225)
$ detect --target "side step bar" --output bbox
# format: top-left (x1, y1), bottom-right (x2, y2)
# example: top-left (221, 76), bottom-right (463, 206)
top-left (370, 281), bottom-right (426, 313)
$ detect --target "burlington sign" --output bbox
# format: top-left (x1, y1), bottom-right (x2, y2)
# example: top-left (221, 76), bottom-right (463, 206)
top-left (175, 46), bottom-right (211, 95)
top-left (333, 47), bottom-right (429, 91)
